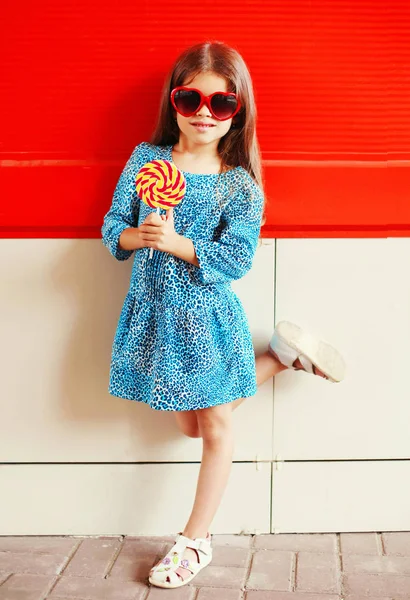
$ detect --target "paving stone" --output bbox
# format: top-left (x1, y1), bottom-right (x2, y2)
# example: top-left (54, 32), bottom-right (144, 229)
top-left (107, 554), bottom-right (158, 582)
top-left (342, 552), bottom-right (410, 574)
top-left (0, 537), bottom-right (81, 555)
top-left (121, 538), bottom-right (167, 556)
top-left (247, 549), bottom-right (293, 591)
top-left (246, 593), bottom-right (340, 600)
top-left (48, 575), bottom-right (147, 599)
top-left (0, 551), bottom-right (67, 576)
top-left (211, 546), bottom-right (249, 568)
top-left (63, 538), bottom-right (121, 577)
top-left (0, 572), bottom-right (10, 585)
top-left (254, 534), bottom-right (336, 553)
top-left (296, 551), bottom-right (340, 594)
top-left (0, 573), bottom-right (54, 600)
top-left (382, 532), bottom-right (410, 556)
top-left (343, 596), bottom-right (391, 600)
top-left (147, 584), bottom-right (195, 599)
top-left (106, 538), bottom-right (168, 582)
top-left (189, 564), bottom-right (246, 588)
top-left (211, 535), bottom-right (252, 549)
top-left (343, 572), bottom-right (410, 598)
top-left (197, 588), bottom-right (242, 599)
top-left (339, 533), bottom-right (380, 555)
top-left (125, 535), bottom-right (174, 547)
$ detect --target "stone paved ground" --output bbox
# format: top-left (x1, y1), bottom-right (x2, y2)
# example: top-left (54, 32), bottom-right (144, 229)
top-left (1, 532), bottom-right (410, 599)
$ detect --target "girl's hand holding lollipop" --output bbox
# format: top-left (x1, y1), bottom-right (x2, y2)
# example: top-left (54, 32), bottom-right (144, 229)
top-left (139, 205), bottom-right (179, 255)
top-left (136, 159), bottom-right (186, 259)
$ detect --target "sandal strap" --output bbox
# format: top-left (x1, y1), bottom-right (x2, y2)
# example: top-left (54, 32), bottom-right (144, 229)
top-left (167, 570), bottom-right (185, 584)
top-left (174, 533), bottom-right (212, 556)
top-left (197, 539), bottom-right (212, 555)
top-left (269, 334), bottom-right (299, 368)
top-left (298, 354), bottom-right (314, 374)
top-left (270, 333), bottom-right (316, 375)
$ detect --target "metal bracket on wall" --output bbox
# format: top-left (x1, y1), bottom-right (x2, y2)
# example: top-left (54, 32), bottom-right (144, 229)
top-left (255, 454), bottom-right (263, 471)
top-left (274, 454), bottom-right (284, 471)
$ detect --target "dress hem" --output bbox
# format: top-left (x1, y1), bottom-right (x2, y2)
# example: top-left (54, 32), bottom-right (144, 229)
top-left (108, 386), bottom-right (258, 411)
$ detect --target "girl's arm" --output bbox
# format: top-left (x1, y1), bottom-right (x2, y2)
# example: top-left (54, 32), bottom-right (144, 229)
top-left (173, 177), bottom-right (264, 285)
top-left (101, 143), bottom-right (145, 260)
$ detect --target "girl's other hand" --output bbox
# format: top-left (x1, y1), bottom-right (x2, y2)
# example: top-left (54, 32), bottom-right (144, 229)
top-left (118, 226), bottom-right (145, 251)
top-left (139, 207), bottom-right (179, 254)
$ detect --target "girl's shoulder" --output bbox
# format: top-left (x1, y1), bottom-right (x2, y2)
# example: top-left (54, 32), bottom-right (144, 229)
top-left (125, 141), bottom-right (167, 174)
top-left (130, 141), bottom-right (176, 168)
top-left (234, 166), bottom-right (262, 190)
top-left (129, 141), bottom-right (156, 162)
top-left (227, 166), bottom-right (264, 205)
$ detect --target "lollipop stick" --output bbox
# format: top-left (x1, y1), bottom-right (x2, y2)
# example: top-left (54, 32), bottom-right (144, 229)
top-left (148, 207), bottom-right (160, 259)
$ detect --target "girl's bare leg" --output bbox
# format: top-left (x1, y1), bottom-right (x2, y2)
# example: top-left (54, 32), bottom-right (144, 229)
top-left (231, 346), bottom-right (328, 412)
top-left (169, 348), bottom-right (329, 581)
top-left (175, 402), bottom-right (234, 581)
top-left (173, 349), bottom-right (303, 581)
top-left (169, 350), bottom-right (312, 581)
top-left (230, 349), bottom-right (288, 411)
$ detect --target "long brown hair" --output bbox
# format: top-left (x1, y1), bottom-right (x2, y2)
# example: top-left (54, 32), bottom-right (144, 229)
top-left (150, 40), bottom-right (267, 227)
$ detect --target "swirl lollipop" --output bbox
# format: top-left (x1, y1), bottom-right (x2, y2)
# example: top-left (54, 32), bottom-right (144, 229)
top-left (136, 159), bottom-right (186, 259)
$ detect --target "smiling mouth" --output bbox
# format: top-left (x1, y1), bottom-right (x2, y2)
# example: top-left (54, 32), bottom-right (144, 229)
top-left (191, 123), bottom-right (215, 128)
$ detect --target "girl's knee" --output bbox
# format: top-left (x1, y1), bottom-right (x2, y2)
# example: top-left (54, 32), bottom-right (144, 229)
top-left (196, 404), bottom-right (233, 441)
top-left (185, 428), bottom-right (201, 438)
top-left (174, 410), bottom-right (200, 438)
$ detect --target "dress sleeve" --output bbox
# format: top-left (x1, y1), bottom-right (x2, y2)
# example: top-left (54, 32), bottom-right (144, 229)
top-left (188, 175), bottom-right (265, 285)
top-left (101, 142), bottom-right (145, 261)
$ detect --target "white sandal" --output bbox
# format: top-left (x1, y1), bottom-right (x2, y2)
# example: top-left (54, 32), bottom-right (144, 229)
top-left (148, 531), bottom-right (213, 588)
top-left (269, 321), bottom-right (346, 383)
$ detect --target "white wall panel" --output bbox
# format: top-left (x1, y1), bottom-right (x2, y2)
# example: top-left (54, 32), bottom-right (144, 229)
top-left (273, 238), bottom-right (410, 460)
top-left (386, 238), bottom-right (410, 419)
top-left (271, 460), bottom-right (410, 533)
top-left (0, 462), bottom-right (271, 535)
top-left (231, 239), bottom-right (275, 461)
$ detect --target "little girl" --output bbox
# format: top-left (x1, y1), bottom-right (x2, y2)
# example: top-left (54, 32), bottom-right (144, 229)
top-left (101, 40), bottom-right (346, 589)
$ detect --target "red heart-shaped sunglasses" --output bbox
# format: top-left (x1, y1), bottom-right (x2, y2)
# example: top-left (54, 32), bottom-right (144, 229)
top-left (170, 86), bottom-right (241, 121)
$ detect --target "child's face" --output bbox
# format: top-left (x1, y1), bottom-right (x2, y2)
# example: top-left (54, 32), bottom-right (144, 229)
top-left (174, 71), bottom-right (234, 146)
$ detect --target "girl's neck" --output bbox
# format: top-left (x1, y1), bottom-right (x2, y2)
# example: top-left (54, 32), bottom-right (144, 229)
top-left (173, 137), bottom-right (219, 159)
top-left (172, 140), bottom-right (223, 175)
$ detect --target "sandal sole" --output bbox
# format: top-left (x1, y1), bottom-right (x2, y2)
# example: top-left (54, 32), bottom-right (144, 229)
top-left (275, 321), bottom-right (346, 383)
top-left (148, 574), bottom-right (195, 588)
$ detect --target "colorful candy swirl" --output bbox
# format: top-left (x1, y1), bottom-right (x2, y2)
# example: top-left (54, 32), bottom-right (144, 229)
top-left (135, 160), bottom-right (186, 210)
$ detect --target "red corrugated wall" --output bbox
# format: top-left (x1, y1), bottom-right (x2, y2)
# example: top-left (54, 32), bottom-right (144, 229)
top-left (1, 0), bottom-right (409, 238)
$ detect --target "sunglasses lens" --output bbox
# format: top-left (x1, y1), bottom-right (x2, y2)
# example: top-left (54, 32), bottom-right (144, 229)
top-left (211, 94), bottom-right (238, 119)
top-left (173, 89), bottom-right (201, 115)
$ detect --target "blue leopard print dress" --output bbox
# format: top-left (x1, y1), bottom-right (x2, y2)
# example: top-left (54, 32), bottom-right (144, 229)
top-left (101, 141), bottom-right (264, 411)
